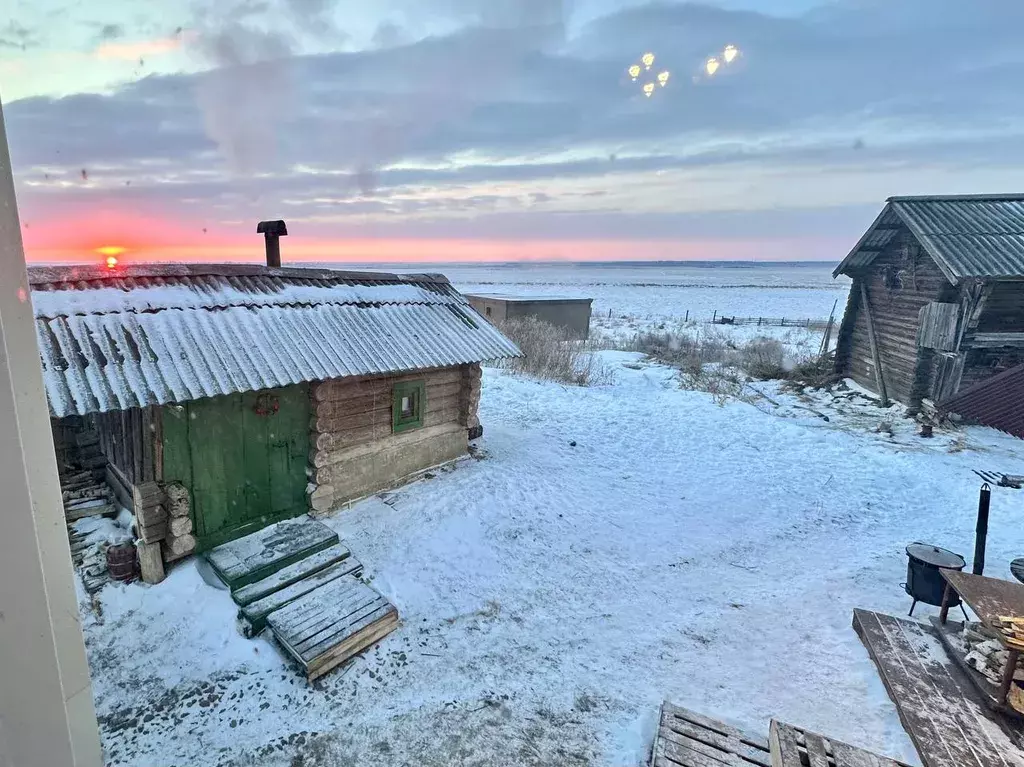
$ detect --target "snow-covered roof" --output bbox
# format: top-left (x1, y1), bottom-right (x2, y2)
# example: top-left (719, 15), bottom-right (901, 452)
top-left (30, 263), bottom-right (521, 417)
top-left (466, 293), bottom-right (592, 303)
top-left (835, 194), bottom-right (1024, 284)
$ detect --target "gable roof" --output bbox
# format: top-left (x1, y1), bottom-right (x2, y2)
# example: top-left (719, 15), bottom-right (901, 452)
top-left (30, 263), bottom-right (520, 417)
top-left (834, 194), bottom-right (1024, 284)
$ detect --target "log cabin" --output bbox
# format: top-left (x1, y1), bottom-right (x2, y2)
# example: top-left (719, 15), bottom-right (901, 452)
top-left (33, 257), bottom-right (519, 569)
top-left (833, 194), bottom-right (1024, 414)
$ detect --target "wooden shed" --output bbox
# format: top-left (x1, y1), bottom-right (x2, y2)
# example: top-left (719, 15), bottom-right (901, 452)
top-left (465, 294), bottom-right (593, 340)
top-left (33, 263), bottom-right (519, 563)
top-left (833, 194), bottom-right (1024, 411)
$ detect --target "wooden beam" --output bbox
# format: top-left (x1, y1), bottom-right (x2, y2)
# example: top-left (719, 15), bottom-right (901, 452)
top-left (152, 406), bottom-right (163, 483)
top-left (966, 332), bottom-right (1024, 348)
top-left (955, 282), bottom-right (993, 352)
top-left (859, 283), bottom-right (889, 406)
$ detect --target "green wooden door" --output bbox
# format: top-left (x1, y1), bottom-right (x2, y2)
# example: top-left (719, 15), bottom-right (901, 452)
top-left (163, 384), bottom-right (311, 551)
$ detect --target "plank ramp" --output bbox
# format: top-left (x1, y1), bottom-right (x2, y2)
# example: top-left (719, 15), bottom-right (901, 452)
top-left (238, 554), bottom-right (364, 637)
top-left (205, 518), bottom-right (338, 590)
top-left (853, 608), bottom-right (1024, 767)
top-left (650, 701), bottom-right (771, 767)
top-left (770, 720), bottom-right (912, 767)
top-left (267, 574), bottom-right (399, 682)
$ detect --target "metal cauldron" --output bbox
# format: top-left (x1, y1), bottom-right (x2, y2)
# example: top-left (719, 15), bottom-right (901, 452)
top-left (904, 542), bottom-right (965, 616)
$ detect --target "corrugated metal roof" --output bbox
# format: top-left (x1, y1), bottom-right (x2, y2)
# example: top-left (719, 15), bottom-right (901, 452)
top-left (31, 264), bottom-right (521, 417)
top-left (834, 194), bottom-right (1024, 283)
top-left (941, 362), bottom-right (1024, 439)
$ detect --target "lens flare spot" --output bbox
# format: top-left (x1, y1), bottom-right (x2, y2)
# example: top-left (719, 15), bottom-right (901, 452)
top-left (705, 57), bottom-right (720, 76)
top-left (643, 82), bottom-right (655, 97)
top-left (723, 44), bottom-right (739, 64)
top-left (642, 52), bottom-right (655, 70)
top-left (657, 71), bottom-right (670, 87)
top-left (628, 64), bottom-right (641, 81)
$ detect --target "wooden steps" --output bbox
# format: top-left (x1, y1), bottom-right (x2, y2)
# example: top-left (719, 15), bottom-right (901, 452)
top-left (769, 720), bottom-right (912, 767)
top-left (212, 518), bottom-right (399, 681)
top-left (266, 575), bottom-right (399, 682)
top-left (650, 702), bottom-right (771, 767)
top-left (238, 554), bottom-right (364, 637)
top-left (233, 543), bottom-right (356, 607)
top-left (853, 608), bottom-right (1024, 767)
top-left (205, 518), bottom-right (338, 590)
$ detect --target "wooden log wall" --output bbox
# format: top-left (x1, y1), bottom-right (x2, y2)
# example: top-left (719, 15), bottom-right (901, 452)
top-left (837, 230), bottom-right (956, 405)
top-left (308, 363), bottom-right (481, 514)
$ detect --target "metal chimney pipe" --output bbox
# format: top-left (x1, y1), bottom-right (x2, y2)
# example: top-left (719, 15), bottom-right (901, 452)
top-left (256, 220), bottom-right (288, 267)
top-left (974, 482), bottom-right (991, 576)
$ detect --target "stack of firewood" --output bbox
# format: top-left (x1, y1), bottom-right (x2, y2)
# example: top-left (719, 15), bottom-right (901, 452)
top-left (963, 622), bottom-right (1024, 685)
top-left (995, 616), bottom-right (1024, 650)
top-left (163, 483), bottom-right (196, 561)
top-left (61, 471), bottom-right (115, 521)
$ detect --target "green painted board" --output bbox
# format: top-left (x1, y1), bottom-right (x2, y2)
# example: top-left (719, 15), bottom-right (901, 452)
top-left (205, 518), bottom-right (338, 590)
top-left (161, 384), bottom-right (311, 552)
top-left (232, 542), bottom-right (355, 607)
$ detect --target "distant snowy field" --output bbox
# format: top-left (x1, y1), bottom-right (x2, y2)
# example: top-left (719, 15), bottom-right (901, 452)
top-left (437, 261), bottom-right (851, 324)
top-left (82, 352), bottom-right (1024, 767)
top-left (403, 261), bottom-right (851, 352)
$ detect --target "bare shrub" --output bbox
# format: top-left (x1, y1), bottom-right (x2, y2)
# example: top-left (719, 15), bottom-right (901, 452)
top-left (634, 326), bottom-right (842, 403)
top-left (497, 317), bottom-right (605, 385)
top-left (633, 328), bottom-right (729, 375)
top-left (737, 338), bottom-right (787, 379)
top-left (786, 354), bottom-right (839, 390)
top-left (688, 364), bottom-right (746, 405)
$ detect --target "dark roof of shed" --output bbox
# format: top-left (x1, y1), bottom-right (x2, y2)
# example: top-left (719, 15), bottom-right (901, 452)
top-left (834, 194), bottom-right (1024, 284)
top-left (30, 263), bottom-right (520, 418)
top-left (941, 362), bottom-right (1024, 439)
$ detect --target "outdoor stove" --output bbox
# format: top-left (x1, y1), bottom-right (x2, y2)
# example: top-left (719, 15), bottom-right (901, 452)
top-left (904, 542), bottom-right (966, 617)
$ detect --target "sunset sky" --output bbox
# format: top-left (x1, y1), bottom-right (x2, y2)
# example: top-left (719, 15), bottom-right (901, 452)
top-left (2, 0), bottom-right (1022, 264)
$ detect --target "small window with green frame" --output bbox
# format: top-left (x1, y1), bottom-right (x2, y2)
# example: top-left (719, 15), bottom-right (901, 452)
top-left (392, 380), bottom-right (425, 433)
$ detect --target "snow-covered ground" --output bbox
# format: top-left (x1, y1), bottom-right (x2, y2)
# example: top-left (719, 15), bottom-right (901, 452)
top-left (81, 352), bottom-right (1024, 767)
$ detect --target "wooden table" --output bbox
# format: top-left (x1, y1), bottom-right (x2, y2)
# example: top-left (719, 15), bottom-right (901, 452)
top-left (939, 568), bottom-right (1024, 708)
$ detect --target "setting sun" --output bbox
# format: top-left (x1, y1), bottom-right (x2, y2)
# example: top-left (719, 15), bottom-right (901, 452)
top-left (96, 245), bottom-right (127, 257)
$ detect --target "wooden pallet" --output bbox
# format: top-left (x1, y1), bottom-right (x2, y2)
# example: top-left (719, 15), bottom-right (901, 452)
top-left (770, 720), bottom-right (911, 767)
top-left (239, 554), bottom-right (364, 637)
top-left (266, 574), bottom-right (399, 682)
top-left (650, 702), bottom-right (771, 767)
top-left (853, 608), bottom-right (1024, 767)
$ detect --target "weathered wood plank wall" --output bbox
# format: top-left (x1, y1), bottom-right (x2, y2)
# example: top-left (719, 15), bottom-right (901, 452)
top-left (837, 230), bottom-right (956, 405)
top-left (976, 282), bottom-right (1024, 333)
top-left (93, 405), bottom-right (160, 485)
top-left (308, 364), bottom-right (480, 515)
top-left (958, 348), bottom-right (1024, 392)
